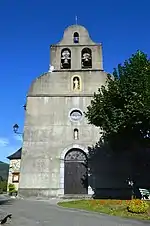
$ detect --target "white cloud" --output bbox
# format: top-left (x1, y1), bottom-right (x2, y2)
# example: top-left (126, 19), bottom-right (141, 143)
top-left (13, 134), bottom-right (23, 142)
top-left (0, 138), bottom-right (9, 147)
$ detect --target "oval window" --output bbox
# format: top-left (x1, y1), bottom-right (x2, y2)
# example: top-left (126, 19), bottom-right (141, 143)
top-left (69, 109), bottom-right (83, 122)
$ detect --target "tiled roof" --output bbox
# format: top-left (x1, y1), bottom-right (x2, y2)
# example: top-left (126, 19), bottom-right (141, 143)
top-left (7, 148), bottom-right (22, 160)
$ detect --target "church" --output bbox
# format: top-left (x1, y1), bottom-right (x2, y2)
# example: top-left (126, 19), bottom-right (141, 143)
top-left (16, 24), bottom-right (108, 197)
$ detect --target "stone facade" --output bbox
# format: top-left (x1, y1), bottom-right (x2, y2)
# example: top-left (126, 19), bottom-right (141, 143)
top-left (18, 24), bottom-right (108, 197)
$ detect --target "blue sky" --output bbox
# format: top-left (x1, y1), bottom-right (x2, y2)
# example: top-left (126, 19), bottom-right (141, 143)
top-left (0, 0), bottom-right (150, 162)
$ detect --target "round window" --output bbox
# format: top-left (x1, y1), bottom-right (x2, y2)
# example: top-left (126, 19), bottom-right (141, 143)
top-left (69, 109), bottom-right (83, 122)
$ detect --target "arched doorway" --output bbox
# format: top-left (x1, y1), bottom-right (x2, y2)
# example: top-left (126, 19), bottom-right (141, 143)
top-left (64, 148), bottom-right (88, 194)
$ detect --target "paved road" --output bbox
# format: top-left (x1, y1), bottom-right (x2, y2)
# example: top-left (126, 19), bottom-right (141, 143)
top-left (0, 199), bottom-right (150, 226)
top-left (0, 194), bottom-right (10, 205)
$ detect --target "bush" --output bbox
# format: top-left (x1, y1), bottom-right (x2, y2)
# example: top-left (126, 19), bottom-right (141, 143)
top-left (0, 180), bottom-right (7, 193)
top-left (8, 183), bottom-right (17, 195)
top-left (127, 199), bottom-right (149, 214)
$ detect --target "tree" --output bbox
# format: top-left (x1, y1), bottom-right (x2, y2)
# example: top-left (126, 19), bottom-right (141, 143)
top-left (0, 181), bottom-right (7, 194)
top-left (85, 51), bottom-right (150, 151)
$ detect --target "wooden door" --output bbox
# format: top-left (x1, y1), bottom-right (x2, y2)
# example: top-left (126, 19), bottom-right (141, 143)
top-left (64, 149), bottom-right (88, 194)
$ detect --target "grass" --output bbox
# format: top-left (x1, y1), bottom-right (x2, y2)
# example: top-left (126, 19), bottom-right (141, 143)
top-left (58, 199), bottom-right (150, 220)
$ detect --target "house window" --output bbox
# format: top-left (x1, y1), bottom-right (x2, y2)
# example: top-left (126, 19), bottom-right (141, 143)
top-left (12, 173), bottom-right (20, 183)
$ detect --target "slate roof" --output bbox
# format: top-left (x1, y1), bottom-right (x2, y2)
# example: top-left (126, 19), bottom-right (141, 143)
top-left (7, 148), bottom-right (22, 160)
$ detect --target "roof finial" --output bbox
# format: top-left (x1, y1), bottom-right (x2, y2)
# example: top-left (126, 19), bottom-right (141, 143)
top-left (75, 15), bottom-right (78, 25)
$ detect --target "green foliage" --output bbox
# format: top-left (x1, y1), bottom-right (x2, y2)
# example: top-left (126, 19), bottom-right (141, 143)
top-left (0, 161), bottom-right (9, 181)
top-left (8, 183), bottom-right (16, 195)
top-left (85, 51), bottom-right (150, 149)
top-left (0, 180), bottom-right (7, 193)
top-left (127, 199), bottom-right (149, 214)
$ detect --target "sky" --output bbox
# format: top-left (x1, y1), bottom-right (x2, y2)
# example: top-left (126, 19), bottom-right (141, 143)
top-left (0, 0), bottom-right (150, 162)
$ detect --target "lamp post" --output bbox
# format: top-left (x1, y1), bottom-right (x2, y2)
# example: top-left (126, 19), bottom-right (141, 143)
top-left (13, 104), bottom-right (25, 135)
top-left (127, 178), bottom-right (134, 200)
top-left (13, 124), bottom-right (23, 135)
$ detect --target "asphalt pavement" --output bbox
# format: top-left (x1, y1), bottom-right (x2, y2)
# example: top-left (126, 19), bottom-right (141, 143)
top-left (0, 198), bottom-right (150, 226)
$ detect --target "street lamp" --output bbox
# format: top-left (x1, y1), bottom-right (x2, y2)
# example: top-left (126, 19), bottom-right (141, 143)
top-left (127, 178), bottom-right (134, 199)
top-left (13, 104), bottom-right (25, 135)
top-left (13, 124), bottom-right (23, 135)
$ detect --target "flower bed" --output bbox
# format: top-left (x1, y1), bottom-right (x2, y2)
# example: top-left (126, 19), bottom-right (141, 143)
top-left (58, 199), bottom-right (150, 220)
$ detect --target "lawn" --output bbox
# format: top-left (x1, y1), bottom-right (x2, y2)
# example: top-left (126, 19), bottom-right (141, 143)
top-left (58, 199), bottom-right (150, 220)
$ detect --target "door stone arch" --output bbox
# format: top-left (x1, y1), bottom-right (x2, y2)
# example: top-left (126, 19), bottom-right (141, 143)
top-left (59, 144), bottom-right (93, 195)
top-left (64, 148), bottom-right (88, 194)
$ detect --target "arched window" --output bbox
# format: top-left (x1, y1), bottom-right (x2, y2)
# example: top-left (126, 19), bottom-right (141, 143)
top-left (81, 48), bottom-right (92, 69)
top-left (74, 128), bottom-right (79, 140)
top-left (73, 32), bottom-right (79, 43)
top-left (61, 48), bottom-right (71, 69)
top-left (72, 76), bottom-right (80, 91)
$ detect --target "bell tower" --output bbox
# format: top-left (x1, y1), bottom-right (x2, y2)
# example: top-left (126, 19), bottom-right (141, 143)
top-left (50, 25), bottom-right (103, 71)
top-left (18, 24), bottom-right (107, 198)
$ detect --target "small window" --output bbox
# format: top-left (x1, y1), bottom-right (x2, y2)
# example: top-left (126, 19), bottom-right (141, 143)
top-left (73, 32), bottom-right (79, 43)
top-left (81, 48), bottom-right (92, 69)
top-left (61, 48), bottom-right (71, 69)
top-left (74, 128), bottom-right (79, 140)
top-left (12, 172), bottom-right (20, 183)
